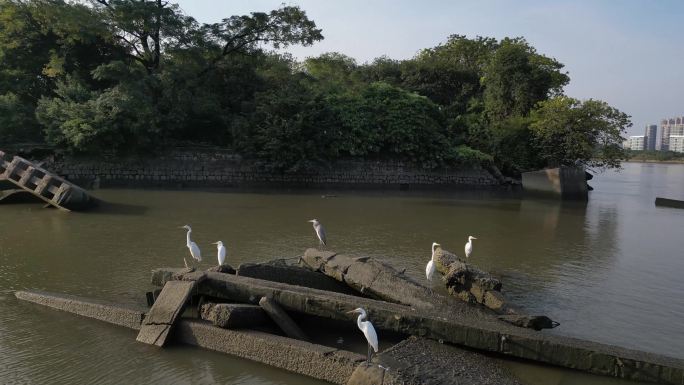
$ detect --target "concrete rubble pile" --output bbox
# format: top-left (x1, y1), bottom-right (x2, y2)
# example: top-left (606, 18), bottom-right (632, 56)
top-left (13, 249), bottom-right (684, 385)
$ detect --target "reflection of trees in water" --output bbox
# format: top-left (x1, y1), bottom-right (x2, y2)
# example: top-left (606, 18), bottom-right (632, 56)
top-left (501, 199), bottom-right (619, 315)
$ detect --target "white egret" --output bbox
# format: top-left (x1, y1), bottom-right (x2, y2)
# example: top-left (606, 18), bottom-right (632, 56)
top-left (308, 219), bottom-right (327, 247)
top-left (346, 307), bottom-right (378, 365)
top-left (179, 225), bottom-right (201, 268)
top-left (426, 242), bottom-right (440, 281)
top-left (212, 241), bottom-right (226, 266)
top-left (465, 236), bottom-right (477, 259)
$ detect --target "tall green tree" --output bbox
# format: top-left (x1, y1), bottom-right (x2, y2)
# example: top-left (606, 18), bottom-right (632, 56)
top-left (0, 0), bottom-right (120, 142)
top-left (530, 96), bottom-right (631, 169)
top-left (482, 37), bottom-right (569, 120)
top-left (35, 2), bottom-right (323, 153)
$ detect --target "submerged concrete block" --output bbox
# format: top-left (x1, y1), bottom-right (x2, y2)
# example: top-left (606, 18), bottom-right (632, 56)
top-left (15, 290), bottom-right (144, 330)
top-left (522, 166), bottom-right (588, 201)
top-left (200, 303), bottom-right (270, 329)
top-left (176, 320), bottom-right (363, 385)
top-left (259, 297), bottom-right (309, 341)
top-left (372, 337), bottom-right (522, 385)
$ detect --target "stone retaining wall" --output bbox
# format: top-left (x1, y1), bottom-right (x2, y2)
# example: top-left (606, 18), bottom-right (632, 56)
top-left (44, 149), bottom-right (507, 189)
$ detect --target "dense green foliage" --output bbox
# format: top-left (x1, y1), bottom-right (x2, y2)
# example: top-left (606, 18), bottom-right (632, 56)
top-left (0, 1), bottom-right (631, 173)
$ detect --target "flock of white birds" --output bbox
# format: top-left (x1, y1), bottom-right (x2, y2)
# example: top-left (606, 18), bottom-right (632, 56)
top-left (426, 236), bottom-right (477, 281)
top-left (178, 219), bottom-right (476, 365)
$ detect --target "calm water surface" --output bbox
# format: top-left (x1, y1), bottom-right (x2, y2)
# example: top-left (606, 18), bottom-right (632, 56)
top-left (1, 162), bottom-right (683, 384)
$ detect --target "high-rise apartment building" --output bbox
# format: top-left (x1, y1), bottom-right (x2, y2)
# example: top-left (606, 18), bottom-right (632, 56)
top-left (644, 124), bottom-right (657, 151)
top-left (627, 136), bottom-right (646, 151)
top-left (670, 136), bottom-right (684, 153)
top-left (661, 117), bottom-right (684, 150)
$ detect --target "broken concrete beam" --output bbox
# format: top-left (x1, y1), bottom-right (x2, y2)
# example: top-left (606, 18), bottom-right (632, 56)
top-left (238, 259), bottom-right (358, 295)
top-left (177, 320), bottom-right (363, 385)
top-left (200, 303), bottom-right (270, 329)
top-left (15, 289), bottom-right (363, 385)
top-left (259, 297), bottom-right (309, 341)
top-left (15, 290), bottom-right (145, 330)
top-left (347, 336), bottom-right (522, 385)
top-left (0, 151), bottom-right (98, 210)
top-left (300, 249), bottom-right (436, 310)
top-left (152, 268), bottom-right (684, 384)
top-left (136, 280), bottom-right (196, 346)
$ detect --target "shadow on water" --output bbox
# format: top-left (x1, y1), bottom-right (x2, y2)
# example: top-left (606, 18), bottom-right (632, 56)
top-left (84, 201), bottom-right (149, 216)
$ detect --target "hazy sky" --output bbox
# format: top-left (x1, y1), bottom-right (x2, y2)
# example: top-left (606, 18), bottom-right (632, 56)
top-left (175, 0), bottom-right (684, 136)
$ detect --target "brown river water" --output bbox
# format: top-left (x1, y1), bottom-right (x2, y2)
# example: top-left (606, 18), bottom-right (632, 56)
top-left (1, 162), bottom-right (683, 384)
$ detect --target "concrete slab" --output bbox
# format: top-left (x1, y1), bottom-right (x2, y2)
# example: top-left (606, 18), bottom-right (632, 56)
top-left (136, 280), bottom-right (196, 346)
top-left (177, 320), bottom-right (363, 385)
top-left (238, 259), bottom-right (358, 295)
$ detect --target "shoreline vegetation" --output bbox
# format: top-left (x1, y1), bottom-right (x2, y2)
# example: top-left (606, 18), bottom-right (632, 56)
top-left (626, 150), bottom-right (684, 164)
top-left (1, 1), bottom-right (630, 180)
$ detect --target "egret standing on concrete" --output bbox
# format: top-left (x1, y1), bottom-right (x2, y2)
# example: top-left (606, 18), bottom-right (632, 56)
top-left (347, 307), bottom-right (378, 365)
top-left (212, 241), bottom-right (226, 266)
top-left (308, 219), bottom-right (327, 247)
top-left (180, 225), bottom-right (202, 268)
top-left (465, 236), bottom-right (477, 259)
top-left (426, 242), bottom-right (440, 281)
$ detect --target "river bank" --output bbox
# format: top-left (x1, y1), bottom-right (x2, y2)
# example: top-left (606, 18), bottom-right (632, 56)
top-left (36, 148), bottom-right (514, 191)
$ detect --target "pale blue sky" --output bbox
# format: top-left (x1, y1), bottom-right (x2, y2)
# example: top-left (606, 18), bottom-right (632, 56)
top-left (176, 0), bottom-right (684, 136)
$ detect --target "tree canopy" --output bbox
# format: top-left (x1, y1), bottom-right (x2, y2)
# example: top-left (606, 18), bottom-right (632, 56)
top-left (0, 0), bottom-right (631, 174)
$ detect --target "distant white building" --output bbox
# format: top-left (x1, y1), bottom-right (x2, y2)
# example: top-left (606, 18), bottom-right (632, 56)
top-left (627, 135), bottom-right (646, 151)
top-left (669, 135), bottom-right (684, 153)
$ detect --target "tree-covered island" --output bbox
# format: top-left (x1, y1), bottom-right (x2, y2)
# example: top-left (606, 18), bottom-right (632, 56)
top-left (0, 0), bottom-right (631, 176)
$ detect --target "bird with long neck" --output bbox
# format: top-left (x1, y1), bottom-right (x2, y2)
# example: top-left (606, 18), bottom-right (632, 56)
top-left (346, 307), bottom-right (378, 365)
top-left (465, 236), bottom-right (477, 259)
top-left (212, 241), bottom-right (226, 266)
top-left (426, 242), bottom-right (440, 281)
top-left (179, 225), bottom-right (201, 268)
top-left (308, 219), bottom-right (327, 247)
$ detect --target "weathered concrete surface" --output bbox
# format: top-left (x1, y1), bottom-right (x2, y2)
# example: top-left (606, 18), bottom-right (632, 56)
top-left (347, 337), bottom-right (522, 385)
top-left (152, 268), bottom-right (684, 384)
top-left (0, 150), bottom-right (98, 210)
top-left (136, 280), bottom-right (196, 346)
top-left (200, 303), bottom-right (270, 329)
top-left (15, 289), bottom-right (364, 385)
top-left (433, 247), bottom-right (503, 308)
top-left (521, 166), bottom-right (588, 201)
top-left (259, 297), bottom-right (309, 341)
top-left (302, 249), bottom-right (556, 331)
top-left (238, 259), bottom-right (358, 295)
top-left (15, 290), bottom-right (145, 330)
top-left (177, 320), bottom-right (364, 384)
top-left (300, 249), bottom-right (437, 309)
